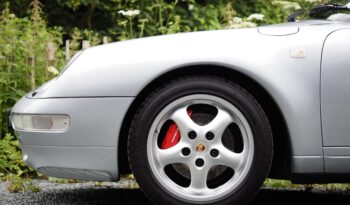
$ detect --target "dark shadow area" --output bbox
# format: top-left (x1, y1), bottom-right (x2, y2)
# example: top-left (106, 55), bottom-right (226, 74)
top-left (36, 188), bottom-right (153, 205)
top-left (15, 187), bottom-right (350, 205)
top-left (251, 189), bottom-right (350, 204)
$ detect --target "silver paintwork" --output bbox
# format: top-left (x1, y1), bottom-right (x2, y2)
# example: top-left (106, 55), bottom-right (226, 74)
top-left (11, 19), bottom-right (350, 181)
top-left (12, 96), bottom-right (133, 181)
top-left (321, 29), bottom-right (350, 147)
top-left (321, 28), bottom-right (350, 172)
top-left (147, 95), bottom-right (254, 202)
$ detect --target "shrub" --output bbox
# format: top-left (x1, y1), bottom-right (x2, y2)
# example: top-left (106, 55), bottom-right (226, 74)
top-left (0, 134), bottom-right (38, 177)
top-left (0, 1), bottom-right (65, 137)
top-left (5, 174), bottom-right (40, 193)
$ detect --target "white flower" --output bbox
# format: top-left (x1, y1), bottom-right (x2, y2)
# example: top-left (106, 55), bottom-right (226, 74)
top-left (226, 24), bottom-right (241, 29)
top-left (247, 13), bottom-right (265, 21)
top-left (188, 4), bottom-right (194, 11)
top-left (232, 17), bottom-right (243, 24)
top-left (226, 17), bottom-right (257, 29)
top-left (47, 66), bottom-right (59, 75)
top-left (118, 10), bottom-right (140, 17)
top-left (241, 22), bottom-right (257, 28)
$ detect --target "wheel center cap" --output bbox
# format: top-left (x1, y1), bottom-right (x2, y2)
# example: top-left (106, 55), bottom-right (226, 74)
top-left (196, 143), bottom-right (206, 152)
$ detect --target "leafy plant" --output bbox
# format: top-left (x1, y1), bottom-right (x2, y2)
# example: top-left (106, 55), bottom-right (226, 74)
top-left (0, 134), bottom-right (37, 177)
top-left (0, 2), bottom-right (65, 138)
top-left (48, 176), bottom-right (78, 183)
top-left (0, 0), bottom-right (338, 181)
top-left (5, 174), bottom-right (40, 193)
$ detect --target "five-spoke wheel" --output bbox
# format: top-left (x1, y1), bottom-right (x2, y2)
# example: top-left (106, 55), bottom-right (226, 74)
top-left (128, 76), bottom-right (273, 205)
top-left (148, 95), bottom-right (254, 201)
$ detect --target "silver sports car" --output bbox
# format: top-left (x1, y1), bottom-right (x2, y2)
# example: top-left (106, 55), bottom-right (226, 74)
top-left (10, 2), bottom-right (350, 205)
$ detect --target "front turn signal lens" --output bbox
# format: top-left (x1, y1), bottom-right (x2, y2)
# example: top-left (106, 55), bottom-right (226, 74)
top-left (11, 114), bottom-right (70, 132)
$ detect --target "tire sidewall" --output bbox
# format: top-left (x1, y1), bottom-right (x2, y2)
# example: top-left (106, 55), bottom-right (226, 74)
top-left (129, 76), bottom-right (272, 205)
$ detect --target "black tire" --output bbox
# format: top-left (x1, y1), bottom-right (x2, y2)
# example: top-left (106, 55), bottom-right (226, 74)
top-left (128, 75), bottom-right (273, 205)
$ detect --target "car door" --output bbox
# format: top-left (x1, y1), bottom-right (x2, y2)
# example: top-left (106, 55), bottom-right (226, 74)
top-left (321, 28), bottom-right (350, 173)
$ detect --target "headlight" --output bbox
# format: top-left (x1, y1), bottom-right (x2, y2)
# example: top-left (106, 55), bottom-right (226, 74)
top-left (11, 113), bottom-right (70, 132)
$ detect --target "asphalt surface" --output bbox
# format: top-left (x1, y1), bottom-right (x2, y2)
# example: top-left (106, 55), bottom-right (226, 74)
top-left (1, 179), bottom-right (350, 205)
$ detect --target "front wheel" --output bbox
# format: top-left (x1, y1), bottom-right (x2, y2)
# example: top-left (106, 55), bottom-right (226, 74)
top-left (128, 76), bottom-right (273, 205)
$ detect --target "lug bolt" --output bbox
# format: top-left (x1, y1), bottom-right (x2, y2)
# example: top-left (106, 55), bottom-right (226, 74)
top-left (188, 131), bottom-right (197, 140)
top-left (206, 132), bottom-right (215, 140)
top-left (210, 149), bottom-right (219, 158)
top-left (182, 147), bottom-right (191, 156)
top-left (195, 158), bottom-right (204, 167)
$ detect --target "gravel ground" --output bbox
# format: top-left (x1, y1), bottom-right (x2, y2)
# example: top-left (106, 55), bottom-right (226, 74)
top-left (2, 179), bottom-right (350, 205)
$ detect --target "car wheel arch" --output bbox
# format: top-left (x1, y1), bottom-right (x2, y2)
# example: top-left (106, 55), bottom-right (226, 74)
top-left (118, 64), bottom-right (291, 180)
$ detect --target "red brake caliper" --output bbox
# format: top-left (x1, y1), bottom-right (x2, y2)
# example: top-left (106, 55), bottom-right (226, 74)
top-left (161, 110), bottom-right (193, 149)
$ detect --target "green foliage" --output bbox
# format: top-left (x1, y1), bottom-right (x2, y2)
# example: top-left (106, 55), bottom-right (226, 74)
top-left (0, 0), bottom-right (339, 180)
top-left (264, 178), bottom-right (303, 188)
top-left (5, 174), bottom-right (40, 192)
top-left (1, 0), bottom-right (313, 40)
top-left (68, 28), bottom-right (101, 57)
top-left (0, 2), bottom-right (65, 137)
top-left (47, 177), bottom-right (78, 183)
top-left (0, 134), bottom-right (36, 177)
top-left (264, 179), bottom-right (350, 191)
top-left (0, 0), bottom-right (333, 44)
top-left (259, 0), bottom-right (328, 24)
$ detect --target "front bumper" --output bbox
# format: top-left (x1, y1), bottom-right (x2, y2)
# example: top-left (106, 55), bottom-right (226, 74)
top-left (11, 96), bottom-right (134, 181)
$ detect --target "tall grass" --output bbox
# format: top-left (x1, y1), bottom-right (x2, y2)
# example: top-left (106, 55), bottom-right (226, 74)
top-left (0, 1), bottom-right (65, 137)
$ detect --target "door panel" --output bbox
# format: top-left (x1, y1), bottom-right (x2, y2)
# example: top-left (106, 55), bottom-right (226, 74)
top-left (321, 29), bottom-right (350, 147)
